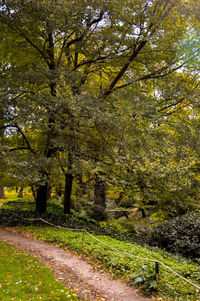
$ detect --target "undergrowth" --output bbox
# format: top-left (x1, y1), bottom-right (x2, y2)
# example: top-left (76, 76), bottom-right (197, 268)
top-left (1, 199), bottom-right (200, 300)
top-left (13, 225), bottom-right (200, 300)
top-left (0, 199), bottom-right (141, 242)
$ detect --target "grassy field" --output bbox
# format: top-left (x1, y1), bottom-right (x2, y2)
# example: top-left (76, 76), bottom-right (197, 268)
top-left (0, 189), bottom-right (33, 203)
top-left (0, 242), bottom-right (78, 301)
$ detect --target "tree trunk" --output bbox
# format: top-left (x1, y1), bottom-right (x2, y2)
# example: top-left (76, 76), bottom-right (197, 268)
top-left (47, 185), bottom-right (51, 200)
top-left (0, 109), bottom-right (5, 199)
top-left (17, 187), bottom-right (23, 198)
top-left (36, 183), bottom-right (48, 214)
top-left (34, 31), bottom-right (56, 215)
top-left (31, 185), bottom-right (36, 200)
top-left (0, 186), bottom-right (5, 199)
top-left (94, 175), bottom-right (106, 208)
top-left (64, 173), bottom-right (73, 214)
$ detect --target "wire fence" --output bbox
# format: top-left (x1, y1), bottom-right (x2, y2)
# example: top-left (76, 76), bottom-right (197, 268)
top-left (8, 214), bottom-right (200, 291)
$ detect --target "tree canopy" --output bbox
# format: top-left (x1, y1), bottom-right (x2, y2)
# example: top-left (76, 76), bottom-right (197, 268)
top-left (0, 0), bottom-right (200, 217)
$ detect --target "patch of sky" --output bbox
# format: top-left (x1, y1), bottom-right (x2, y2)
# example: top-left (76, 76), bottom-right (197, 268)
top-left (178, 27), bottom-right (200, 69)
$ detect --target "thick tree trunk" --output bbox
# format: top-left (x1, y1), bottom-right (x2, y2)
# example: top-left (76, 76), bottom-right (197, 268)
top-left (36, 183), bottom-right (48, 214)
top-left (47, 185), bottom-right (51, 200)
top-left (94, 175), bottom-right (106, 208)
top-left (0, 186), bottom-right (5, 199)
top-left (64, 173), bottom-right (73, 214)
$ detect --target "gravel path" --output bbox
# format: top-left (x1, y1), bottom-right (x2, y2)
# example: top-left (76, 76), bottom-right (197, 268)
top-left (0, 229), bottom-right (152, 301)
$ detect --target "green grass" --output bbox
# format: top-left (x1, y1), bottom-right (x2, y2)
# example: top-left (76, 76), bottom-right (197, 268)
top-left (15, 225), bottom-right (200, 301)
top-left (0, 241), bottom-right (78, 301)
top-left (0, 190), bottom-right (32, 203)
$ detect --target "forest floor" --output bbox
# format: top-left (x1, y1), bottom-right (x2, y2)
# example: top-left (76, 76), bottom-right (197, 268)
top-left (0, 228), bottom-right (152, 301)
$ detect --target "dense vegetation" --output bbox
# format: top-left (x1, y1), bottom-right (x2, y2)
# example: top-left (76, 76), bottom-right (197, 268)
top-left (1, 1), bottom-right (200, 299)
top-left (1, 198), bottom-right (200, 300)
top-left (0, 0), bottom-right (200, 220)
top-left (15, 225), bottom-right (200, 300)
top-left (149, 214), bottom-right (200, 262)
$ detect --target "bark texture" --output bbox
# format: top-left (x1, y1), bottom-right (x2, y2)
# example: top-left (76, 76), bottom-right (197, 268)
top-left (36, 183), bottom-right (48, 214)
top-left (94, 175), bottom-right (106, 208)
top-left (64, 173), bottom-right (73, 214)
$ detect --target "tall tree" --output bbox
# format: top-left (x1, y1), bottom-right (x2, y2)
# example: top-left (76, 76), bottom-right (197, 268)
top-left (0, 0), bottom-right (192, 213)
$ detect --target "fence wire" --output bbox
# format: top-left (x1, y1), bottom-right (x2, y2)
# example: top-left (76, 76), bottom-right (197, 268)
top-left (8, 214), bottom-right (200, 291)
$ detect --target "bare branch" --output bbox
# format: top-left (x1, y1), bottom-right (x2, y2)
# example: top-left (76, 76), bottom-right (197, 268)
top-left (163, 103), bottom-right (190, 116)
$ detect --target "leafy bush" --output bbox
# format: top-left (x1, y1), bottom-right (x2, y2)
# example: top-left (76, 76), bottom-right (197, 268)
top-left (118, 197), bottom-right (134, 208)
top-left (117, 216), bottom-right (136, 234)
top-left (131, 264), bottom-right (157, 296)
top-left (149, 213), bottom-right (200, 261)
top-left (87, 204), bottom-right (108, 221)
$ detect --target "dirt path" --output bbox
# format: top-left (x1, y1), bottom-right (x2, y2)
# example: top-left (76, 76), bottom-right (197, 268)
top-left (0, 229), bottom-right (152, 301)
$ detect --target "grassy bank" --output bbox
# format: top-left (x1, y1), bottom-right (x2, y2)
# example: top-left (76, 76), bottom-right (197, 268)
top-left (0, 242), bottom-right (78, 301)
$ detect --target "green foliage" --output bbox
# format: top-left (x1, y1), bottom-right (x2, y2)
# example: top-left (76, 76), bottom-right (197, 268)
top-left (1, 0), bottom-right (198, 217)
top-left (0, 242), bottom-right (78, 301)
top-left (87, 205), bottom-right (108, 221)
top-left (0, 200), bottom-right (137, 241)
top-left (100, 219), bottom-right (129, 235)
top-left (117, 216), bottom-right (137, 234)
top-left (118, 197), bottom-right (134, 209)
top-left (14, 225), bottom-right (200, 300)
top-left (149, 213), bottom-right (200, 262)
top-left (132, 264), bottom-right (157, 296)
top-left (1, 199), bottom-right (200, 299)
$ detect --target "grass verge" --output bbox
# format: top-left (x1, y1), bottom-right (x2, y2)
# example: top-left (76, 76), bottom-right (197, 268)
top-left (0, 241), bottom-right (78, 301)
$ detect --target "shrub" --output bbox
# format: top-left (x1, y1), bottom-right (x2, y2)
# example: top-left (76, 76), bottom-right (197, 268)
top-left (87, 205), bottom-right (108, 221)
top-left (149, 213), bottom-right (200, 261)
top-left (117, 216), bottom-right (136, 234)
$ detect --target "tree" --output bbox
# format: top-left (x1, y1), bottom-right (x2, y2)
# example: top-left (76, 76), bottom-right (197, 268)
top-left (0, 0), bottom-right (193, 214)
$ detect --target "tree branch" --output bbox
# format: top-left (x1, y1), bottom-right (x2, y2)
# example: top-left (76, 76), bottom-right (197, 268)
top-left (9, 147), bottom-right (32, 152)
top-left (102, 40), bottom-right (148, 99)
top-left (0, 124), bottom-right (37, 154)
top-left (158, 98), bottom-right (185, 113)
top-left (16, 27), bottom-right (50, 67)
